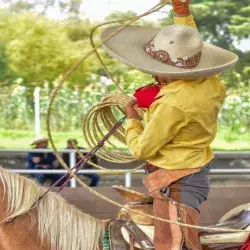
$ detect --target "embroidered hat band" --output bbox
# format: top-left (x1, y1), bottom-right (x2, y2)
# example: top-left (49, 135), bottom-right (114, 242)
top-left (145, 42), bottom-right (202, 69)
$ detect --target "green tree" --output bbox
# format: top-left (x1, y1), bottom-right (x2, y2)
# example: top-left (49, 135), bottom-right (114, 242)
top-left (0, 0), bottom-right (82, 17)
top-left (0, 12), bottom-right (95, 87)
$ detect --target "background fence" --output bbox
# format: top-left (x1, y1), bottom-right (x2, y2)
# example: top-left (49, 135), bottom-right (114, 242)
top-left (1, 149), bottom-right (250, 187)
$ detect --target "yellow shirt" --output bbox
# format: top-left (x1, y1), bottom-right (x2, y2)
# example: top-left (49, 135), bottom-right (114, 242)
top-left (124, 15), bottom-right (226, 170)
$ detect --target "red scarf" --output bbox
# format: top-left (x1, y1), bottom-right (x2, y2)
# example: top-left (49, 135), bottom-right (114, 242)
top-left (133, 83), bottom-right (162, 109)
top-left (241, 234), bottom-right (250, 250)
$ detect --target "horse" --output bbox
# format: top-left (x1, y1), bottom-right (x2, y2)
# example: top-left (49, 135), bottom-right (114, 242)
top-left (0, 167), bottom-right (103, 250)
top-left (0, 167), bottom-right (250, 250)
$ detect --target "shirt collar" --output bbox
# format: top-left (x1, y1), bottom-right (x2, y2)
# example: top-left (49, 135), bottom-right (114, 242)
top-left (155, 78), bottom-right (205, 98)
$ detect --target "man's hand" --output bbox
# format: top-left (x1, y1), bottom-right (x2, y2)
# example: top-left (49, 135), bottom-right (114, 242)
top-left (125, 99), bottom-right (142, 120)
top-left (172, 0), bottom-right (190, 17)
top-left (32, 157), bottom-right (41, 164)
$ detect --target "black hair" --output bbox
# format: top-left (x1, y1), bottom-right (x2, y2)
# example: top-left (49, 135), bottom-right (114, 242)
top-left (67, 138), bottom-right (78, 145)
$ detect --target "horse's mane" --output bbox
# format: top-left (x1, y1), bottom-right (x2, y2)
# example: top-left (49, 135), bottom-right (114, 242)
top-left (0, 168), bottom-right (102, 250)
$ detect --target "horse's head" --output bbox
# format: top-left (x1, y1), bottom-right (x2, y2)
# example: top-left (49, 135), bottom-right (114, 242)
top-left (112, 185), bottom-right (154, 226)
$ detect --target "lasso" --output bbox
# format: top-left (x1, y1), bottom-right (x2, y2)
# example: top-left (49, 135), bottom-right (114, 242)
top-left (46, 0), bottom-right (250, 233)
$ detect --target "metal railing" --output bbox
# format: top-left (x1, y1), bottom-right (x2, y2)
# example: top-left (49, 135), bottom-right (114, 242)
top-left (0, 149), bottom-right (250, 188)
top-left (6, 168), bottom-right (250, 188)
top-left (1, 149), bottom-right (250, 155)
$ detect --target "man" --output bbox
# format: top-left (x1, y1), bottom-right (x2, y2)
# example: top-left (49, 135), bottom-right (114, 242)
top-left (27, 136), bottom-right (63, 185)
top-left (62, 139), bottom-right (100, 187)
top-left (101, 0), bottom-right (238, 249)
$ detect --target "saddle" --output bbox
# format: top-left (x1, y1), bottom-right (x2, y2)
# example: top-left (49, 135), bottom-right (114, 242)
top-left (109, 185), bottom-right (250, 250)
top-left (199, 205), bottom-right (250, 250)
top-left (113, 185), bottom-right (154, 226)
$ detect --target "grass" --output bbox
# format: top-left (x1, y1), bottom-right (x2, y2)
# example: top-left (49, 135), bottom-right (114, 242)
top-left (211, 129), bottom-right (250, 151)
top-left (0, 128), bottom-right (249, 151)
top-left (0, 129), bottom-right (85, 149)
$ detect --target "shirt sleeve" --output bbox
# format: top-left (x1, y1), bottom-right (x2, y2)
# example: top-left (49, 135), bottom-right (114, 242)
top-left (27, 153), bottom-right (34, 162)
top-left (174, 14), bottom-right (197, 29)
top-left (124, 103), bottom-right (190, 160)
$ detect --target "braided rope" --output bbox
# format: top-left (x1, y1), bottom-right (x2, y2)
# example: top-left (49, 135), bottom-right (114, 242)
top-left (46, 1), bottom-right (250, 233)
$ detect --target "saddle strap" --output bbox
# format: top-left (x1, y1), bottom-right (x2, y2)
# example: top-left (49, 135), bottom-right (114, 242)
top-left (144, 167), bottom-right (200, 195)
top-left (123, 220), bottom-right (155, 250)
top-left (130, 235), bottom-right (135, 250)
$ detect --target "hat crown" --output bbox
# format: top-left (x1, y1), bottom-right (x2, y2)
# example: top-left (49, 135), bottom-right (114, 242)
top-left (153, 25), bottom-right (203, 59)
top-left (30, 136), bottom-right (49, 145)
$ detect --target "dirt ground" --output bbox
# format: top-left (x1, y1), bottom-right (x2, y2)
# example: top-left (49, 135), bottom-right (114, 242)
top-left (60, 186), bottom-right (250, 225)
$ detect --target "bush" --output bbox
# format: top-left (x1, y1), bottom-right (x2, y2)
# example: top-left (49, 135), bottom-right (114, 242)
top-left (219, 88), bottom-right (250, 133)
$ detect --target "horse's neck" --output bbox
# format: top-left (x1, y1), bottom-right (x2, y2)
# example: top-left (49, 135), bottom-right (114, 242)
top-left (0, 180), bottom-right (50, 250)
top-left (0, 171), bottom-right (103, 250)
top-left (0, 181), bottom-right (8, 222)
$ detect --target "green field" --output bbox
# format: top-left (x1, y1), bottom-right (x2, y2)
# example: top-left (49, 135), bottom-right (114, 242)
top-left (0, 129), bottom-right (249, 151)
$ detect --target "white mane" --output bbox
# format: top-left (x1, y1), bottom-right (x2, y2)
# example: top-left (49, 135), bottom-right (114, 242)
top-left (0, 168), bottom-right (103, 250)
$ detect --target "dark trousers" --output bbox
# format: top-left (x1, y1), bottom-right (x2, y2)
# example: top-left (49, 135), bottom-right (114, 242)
top-left (83, 173), bottom-right (100, 187)
top-left (34, 165), bottom-right (66, 186)
top-left (161, 165), bottom-right (211, 212)
top-left (161, 165), bottom-right (211, 250)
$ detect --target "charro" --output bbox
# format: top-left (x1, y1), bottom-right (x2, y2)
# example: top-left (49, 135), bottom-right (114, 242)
top-left (101, 0), bottom-right (238, 249)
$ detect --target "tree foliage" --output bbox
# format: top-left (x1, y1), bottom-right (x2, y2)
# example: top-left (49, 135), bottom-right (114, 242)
top-left (0, 0), bottom-right (82, 17)
top-left (0, 11), bottom-right (96, 89)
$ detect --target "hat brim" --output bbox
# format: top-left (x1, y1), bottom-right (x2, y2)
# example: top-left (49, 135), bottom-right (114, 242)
top-left (31, 138), bottom-right (49, 145)
top-left (101, 25), bottom-right (238, 79)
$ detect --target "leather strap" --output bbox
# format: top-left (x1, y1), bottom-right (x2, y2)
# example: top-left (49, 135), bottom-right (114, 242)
top-left (150, 180), bottom-right (202, 250)
top-left (130, 235), bottom-right (135, 250)
top-left (109, 220), bottom-right (130, 250)
top-left (144, 167), bottom-right (200, 195)
top-left (123, 220), bottom-right (154, 250)
top-left (152, 191), bottom-right (183, 250)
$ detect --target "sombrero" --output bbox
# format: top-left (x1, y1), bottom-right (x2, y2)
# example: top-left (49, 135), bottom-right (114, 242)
top-left (30, 136), bottom-right (49, 146)
top-left (101, 24), bottom-right (238, 79)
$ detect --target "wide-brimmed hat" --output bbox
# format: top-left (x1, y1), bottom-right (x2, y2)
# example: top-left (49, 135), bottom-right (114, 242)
top-left (30, 136), bottom-right (49, 146)
top-left (101, 24), bottom-right (238, 79)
